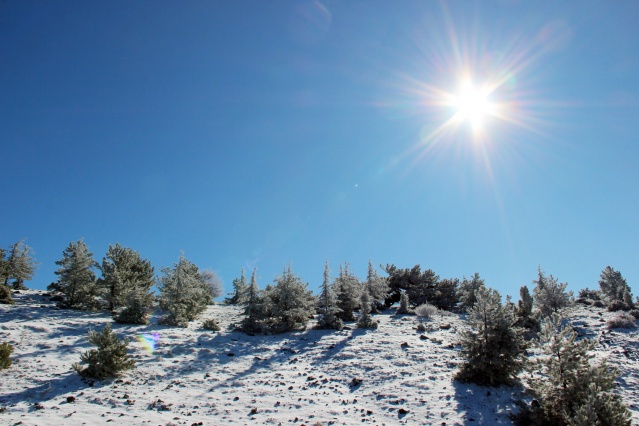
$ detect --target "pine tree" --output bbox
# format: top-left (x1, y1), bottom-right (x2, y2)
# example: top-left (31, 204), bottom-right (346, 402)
top-left (456, 287), bottom-right (525, 386)
top-left (0, 248), bottom-right (9, 287)
top-left (527, 313), bottom-right (631, 425)
top-left (458, 273), bottom-right (486, 312)
top-left (263, 265), bottom-right (315, 332)
top-left (99, 243), bottom-right (154, 313)
top-left (533, 267), bottom-right (573, 318)
top-left (225, 268), bottom-right (248, 304)
top-left (431, 277), bottom-right (459, 310)
top-left (158, 253), bottom-right (211, 327)
top-left (49, 240), bottom-right (100, 310)
top-left (599, 266), bottom-right (634, 310)
top-left (316, 261), bottom-right (343, 330)
top-left (73, 323), bottom-right (135, 379)
top-left (365, 260), bottom-right (389, 313)
top-left (515, 285), bottom-right (541, 338)
top-left (334, 263), bottom-right (361, 321)
top-left (4, 240), bottom-right (38, 290)
top-left (114, 284), bottom-right (154, 325)
top-left (241, 269), bottom-right (263, 333)
top-left (357, 289), bottom-right (378, 328)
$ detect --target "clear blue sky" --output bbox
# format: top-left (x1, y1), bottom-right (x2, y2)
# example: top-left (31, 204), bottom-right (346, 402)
top-left (2, 1), bottom-right (638, 299)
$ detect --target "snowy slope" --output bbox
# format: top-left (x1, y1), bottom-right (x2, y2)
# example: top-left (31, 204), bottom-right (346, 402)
top-left (0, 291), bottom-right (637, 425)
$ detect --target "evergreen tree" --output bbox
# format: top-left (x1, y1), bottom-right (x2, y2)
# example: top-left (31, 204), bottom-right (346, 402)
top-left (262, 265), bottom-right (315, 332)
top-left (527, 313), bottom-right (631, 425)
top-left (0, 248), bottom-right (9, 287)
top-left (515, 285), bottom-right (541, 338)
top-left (456, 287), bottom-right (525, 386)
top-left (365, 260), bottom-right (389, 313)
top-left (334, 263), bottom-right (361, 321)
top-left (73, 323), bottom-right (135, 379)
top-left (241, 269), bottom-right (263, 333)
top-left (357, 289), bottom-right (378, 328)
top-left (225, 268), bottom-right (248, 304)
top-left (48, 240), bottom-right (100, 310)
top-left (158, 253), bottom-right (211, 327)
top-left (316, 261), bottom-right (343, 330)
top-left (199, 269), bottom-right (223, 303)
top-left (458, 273), bottom-right (486, 312)
top-left (533, 267), bottom-right (573, 318)
top-left (384, 264), bottom-right (439, 307)
top-left (99, 243), bottom-right (154, 313)
top-left (431, 277), bottom-right (459, 310)
top-left (114, 284), bottom-right (154, 325)
top-left (4, 240), bottom-right (38, 290)
top-left (599, 266), bottom-right (634, 310)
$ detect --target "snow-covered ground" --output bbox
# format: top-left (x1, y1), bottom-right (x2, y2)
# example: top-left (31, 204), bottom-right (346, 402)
top-left (1, 291), bottom-right (637, 425)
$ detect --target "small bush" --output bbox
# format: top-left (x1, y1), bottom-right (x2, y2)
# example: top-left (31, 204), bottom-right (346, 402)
top-left (396, 292), bottom-right (414, 315)
top-left (415, 303), bottom-right (437, 319)
top-left (73, 323), bottom-right (135, 379)
top-left (606, 312), bottom-right (636, 329)
top-left (608, 300), bottom-right (631, 312)
top-left (416, 322), bottom-right (428, 332)
top-left (0, 285), bottom-right (15, 305)
top-left (629, 309), bottom-right (639, 320)
top-left (202, 318), bottom-right (221, 331)
top-left (0, 342), bottom-right (14, 369)
top-left (576, 298), bottom-right (591, 306)
top-left (593, 300), bottom-right (605, 308)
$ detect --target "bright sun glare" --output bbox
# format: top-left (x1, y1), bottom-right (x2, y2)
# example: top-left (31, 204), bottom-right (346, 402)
top-left (452, 80), bottom-right (495, 129)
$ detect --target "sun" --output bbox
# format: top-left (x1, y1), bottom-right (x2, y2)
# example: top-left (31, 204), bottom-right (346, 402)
top-left (451, 80), bottom-right (495, 130)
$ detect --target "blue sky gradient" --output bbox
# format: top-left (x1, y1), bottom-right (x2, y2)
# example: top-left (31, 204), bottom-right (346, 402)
top-left (2, 1), bottom-right (638, 298)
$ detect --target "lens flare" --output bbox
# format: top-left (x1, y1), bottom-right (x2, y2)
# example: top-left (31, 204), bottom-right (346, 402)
top-left (138, 333), bottom-right (160, 354)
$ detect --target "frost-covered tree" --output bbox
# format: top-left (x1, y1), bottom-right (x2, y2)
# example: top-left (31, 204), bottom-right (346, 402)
top-left (396, 291), bottom-right (412, 314)
top-left (515, 285), bottom-right (541, 338)
top-left (99, 243), bottom-right (154, 313)
top-left (48, 240), bottom-right (100, 310)
top-left (316, 261), bottom-right (342, 330)
top-left (261, 265), bottom-right (315, 332)
top-left (157, 253), bottom-right (211, 327)
top-left (3, 241), bottom-right (38, 290)
top-left (334, 263), bottom-right (361, 321)
top-left (225, 268), bottom-right (248, 305)
top-left (526, 313), bottom-right (631, 425)
top-left (241, 269), bottom-right (263, 333)
top-left (365, 260), bottom-right (389, 313)
top-left (199, 269), bottom-right (223, 303)
top-left (357, 289), bottom-right (378, 329)
top-left (73, 323), bottom-right (135, 379)
top-left (458, 273), bottom-right (486, 312)
top-left (533, 267), bottom-right (573, 318)
top-left (456, 287), bottom-right (525, 386)
top-left (599, 266), bottom-right (634, 311)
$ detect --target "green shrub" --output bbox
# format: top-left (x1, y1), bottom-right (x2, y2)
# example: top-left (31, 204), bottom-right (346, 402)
top-left (73, 323), bottom-right (135, 379)
top-left (0, 342), bottom-right (13, 369)
top-left (0, 285), bottom-right (15, 305)
top-left (202, 318), bottom-right (221, 331)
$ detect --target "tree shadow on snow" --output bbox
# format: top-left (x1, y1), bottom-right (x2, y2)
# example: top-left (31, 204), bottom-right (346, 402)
top-left (452, 380), bottom-right (523, 424)
top-left (0, 372), bottom-right (92, 408)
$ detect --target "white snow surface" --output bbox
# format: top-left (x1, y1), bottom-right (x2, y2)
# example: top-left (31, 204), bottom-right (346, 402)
top-left (1, 291), bottom-right (638, 425)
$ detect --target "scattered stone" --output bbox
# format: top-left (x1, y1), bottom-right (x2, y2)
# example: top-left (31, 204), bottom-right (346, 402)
top-left (34, 402), bottom-right (45, 410)
top-left (350, 378), bottom-right (363, 387)
top-left (400, 342), bottom-right (410, 348)
top-left (66, 396), bottom-right (76, 403)
top-left (440, 323), bottom-right (451, 330)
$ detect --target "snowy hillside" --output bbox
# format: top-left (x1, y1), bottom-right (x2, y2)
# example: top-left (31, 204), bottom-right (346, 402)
top-left (1, 291), bottom-right (637, 425)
